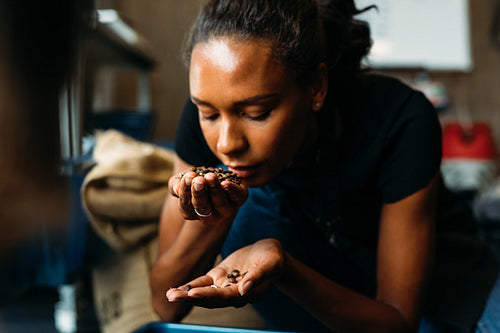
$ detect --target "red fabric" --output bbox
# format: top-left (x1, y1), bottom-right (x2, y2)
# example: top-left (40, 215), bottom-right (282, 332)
top-left (442, 122), bottom-right (497, 159)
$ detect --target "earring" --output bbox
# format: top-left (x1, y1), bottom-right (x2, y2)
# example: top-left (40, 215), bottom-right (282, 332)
top-left (314, 102), bottom-right (322, 110)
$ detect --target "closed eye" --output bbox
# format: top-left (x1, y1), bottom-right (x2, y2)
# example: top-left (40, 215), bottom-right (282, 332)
top-left (242, 109), bottom-right (272, 121)
top-left (200, 113), bottom-right (219, 121)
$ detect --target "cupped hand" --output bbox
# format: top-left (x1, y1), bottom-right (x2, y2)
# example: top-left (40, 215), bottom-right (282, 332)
top-left (168, 168), bottom-right (248, 223)
top-left (166, 239), bottom-right (285, 308)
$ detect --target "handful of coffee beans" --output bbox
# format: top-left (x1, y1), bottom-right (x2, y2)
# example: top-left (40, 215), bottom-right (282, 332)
top-left (190, 166), bottom-right (243, 185)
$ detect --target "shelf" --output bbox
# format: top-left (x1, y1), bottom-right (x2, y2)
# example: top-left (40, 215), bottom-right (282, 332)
top-left (86, 9), bottom-right (155, 70)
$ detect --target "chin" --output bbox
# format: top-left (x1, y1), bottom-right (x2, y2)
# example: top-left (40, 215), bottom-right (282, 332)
top-left (243, 169), bottom-right (282, 188)
top-left (241, 175), bottom-right (269, 188)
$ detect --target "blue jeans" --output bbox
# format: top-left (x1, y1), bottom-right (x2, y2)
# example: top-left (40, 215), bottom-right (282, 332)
top-left (222, 172), bottom-right (500, 333)
top-left (474, 272), bottom-right (500, 332)
top-left (221, 174), bottom-right (363, 332)
top-left (417, 273), bottom-right (500, 333)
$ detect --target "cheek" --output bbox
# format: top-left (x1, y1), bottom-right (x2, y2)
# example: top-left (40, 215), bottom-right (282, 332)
top-left (200, 123), bottom-right (219, 151)
top-left (262, 112), bottom-right (311, 161)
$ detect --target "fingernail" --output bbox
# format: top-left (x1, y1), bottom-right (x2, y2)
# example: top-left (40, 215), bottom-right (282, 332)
top-left (185, 176), bottom-right (192, 186)
top-left (240, 281), bottom-right (253, 296)
top-left (194, 180), bottom-right (204, 192)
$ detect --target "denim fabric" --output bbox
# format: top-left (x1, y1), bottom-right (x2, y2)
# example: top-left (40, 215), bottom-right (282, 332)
top-left (418, 318), bottom-right (468, 333)
top-left (221, 169), bottom-right (374, 332)
top-left (221, 177), bottom-right (330, 332)
top-left (418, 273), bottom-right (500, 333)
top-left (221, 168), bottom-right (500, 332)
top-left (475, 272), bottom-right (500, 333)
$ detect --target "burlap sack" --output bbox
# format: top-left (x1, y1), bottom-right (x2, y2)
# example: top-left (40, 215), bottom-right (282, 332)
top-left (91, 238), bottom-right (160, 333)
top-left (81, 129), bottom-right (175, 251)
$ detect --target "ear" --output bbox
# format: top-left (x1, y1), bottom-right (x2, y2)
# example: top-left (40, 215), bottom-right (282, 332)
top-left (311, 63), bottom-right (328, 111)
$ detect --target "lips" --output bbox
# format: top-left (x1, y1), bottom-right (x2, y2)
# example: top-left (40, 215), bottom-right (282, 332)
top-left (227, 164), bottom-right (260, 179)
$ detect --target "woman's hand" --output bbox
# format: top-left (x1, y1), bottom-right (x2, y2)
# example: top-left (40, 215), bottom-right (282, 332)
top-left (168, 168), bottom-right (248, 223)
top-left (166, 239), bottom-right (285, 308)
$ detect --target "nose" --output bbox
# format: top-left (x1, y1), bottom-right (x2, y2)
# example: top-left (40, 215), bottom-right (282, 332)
top-left (216, 117), bottom-right (247, 157)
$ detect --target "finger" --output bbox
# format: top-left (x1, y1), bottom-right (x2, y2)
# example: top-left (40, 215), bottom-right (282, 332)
top-left (205, 172), bottom-right (229, 209)
top-left (186, 284), bottom-right (245, 308)
top-left (166, 288), bottom-right (188, 302)
top-left (168, 174), bottom-right (182, 197)
top-left (237, 260), bottom-right (278, 297)
top-left (238, 274), bottom-right (255, 296)
top-left (185, 274), bottom-right (248, 308)
top-left (181, 275), bottom-right (214, 290)
top-left (166, 274), bottom-right (214, 302)
top-left (168, 286), bottom-right (246, 308)
top-left (236, 267), bottom-right (277, 303)
top-left (221, 181), bottom-right (248, 207)
top-left (207, 266), bottom-right (233, 281)
top-left (178, 172), bottom-right (196, 219)
top-left (191, 176), bottom-right (213, 217)
top-left (173, 266), bottom-right (227, 290)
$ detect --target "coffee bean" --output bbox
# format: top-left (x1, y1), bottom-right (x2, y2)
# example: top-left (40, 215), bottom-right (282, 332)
top-left (230, 269), bottom-right (240, 278)
top-left (191, 166), bottom-right (243, 185)
top-left (184, 285), bottom-right (191, 291)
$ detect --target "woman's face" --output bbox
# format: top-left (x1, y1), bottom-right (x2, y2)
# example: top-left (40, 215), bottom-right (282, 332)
top-left (189, 37), bottom-right (319, 187)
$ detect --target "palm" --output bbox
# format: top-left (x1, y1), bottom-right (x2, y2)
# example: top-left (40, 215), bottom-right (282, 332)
top-left (166, 239), bottom-right (284, 308)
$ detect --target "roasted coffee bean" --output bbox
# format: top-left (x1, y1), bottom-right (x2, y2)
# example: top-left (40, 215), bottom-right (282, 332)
top-left (242, 271), bottom-right (248, 279)
top-left (230, 269), bottom-right (240, 278)
top-left (184, 285), bottom-right (191, 291)
top-left (191, 166), bottom-right (243, 185)
top-left (228, 277), bottom-right (237, 283)
top-left (224, 284), bottom-right (232, 288)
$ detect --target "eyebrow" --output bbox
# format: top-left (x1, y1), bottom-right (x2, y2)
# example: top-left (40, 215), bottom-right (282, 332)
top-left (191, 93), bottom-right (279, 108)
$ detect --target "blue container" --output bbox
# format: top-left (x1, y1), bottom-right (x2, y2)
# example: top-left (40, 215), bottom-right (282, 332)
top-left (132, 322), bottom-right (294, 333)
top-left (85, 110), bottom-right (156, 141)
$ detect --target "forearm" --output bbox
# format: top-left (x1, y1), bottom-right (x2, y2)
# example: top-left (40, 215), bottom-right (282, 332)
top-left (150, 219), bottom-right (231, 321)
top-left (277, 252), bottom-right (416, 333)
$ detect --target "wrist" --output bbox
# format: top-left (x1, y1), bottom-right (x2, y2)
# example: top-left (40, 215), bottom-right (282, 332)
top-left (174, 217), bottom-right (232, 256)
top-left (184, 215), bottom-right (234, 240)
top-left (277, 250), bottom-right (294, 288)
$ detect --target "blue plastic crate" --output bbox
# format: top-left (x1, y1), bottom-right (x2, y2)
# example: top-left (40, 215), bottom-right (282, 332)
top-left (132, 322), bottom-right (295, 333)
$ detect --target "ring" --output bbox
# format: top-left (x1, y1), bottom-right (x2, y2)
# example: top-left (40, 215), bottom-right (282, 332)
top-left (194, 208), bottom-right (213, 218)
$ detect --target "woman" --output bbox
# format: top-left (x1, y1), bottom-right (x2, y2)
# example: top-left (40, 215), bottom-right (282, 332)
top-left (150, 0), bottom-right (500, 332)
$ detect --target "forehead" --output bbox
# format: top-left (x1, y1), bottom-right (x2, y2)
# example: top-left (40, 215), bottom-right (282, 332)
top-left (189, 37), bottom-right (291, 98)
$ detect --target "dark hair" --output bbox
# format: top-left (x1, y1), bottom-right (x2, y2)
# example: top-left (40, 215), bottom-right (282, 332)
top-left (316, 0), bottom-right (375, 78)
top-left (184, 0), bottom-right (375, 86)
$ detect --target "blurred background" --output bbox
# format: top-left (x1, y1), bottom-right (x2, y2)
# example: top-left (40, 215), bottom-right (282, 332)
top-left (1, 0), bottom-right (500, 332)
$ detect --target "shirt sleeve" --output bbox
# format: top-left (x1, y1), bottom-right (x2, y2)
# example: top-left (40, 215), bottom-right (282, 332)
top-left (377, 91), bottom-right (442, 203)
top-left (174, 99), bottom-right (220, 167)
